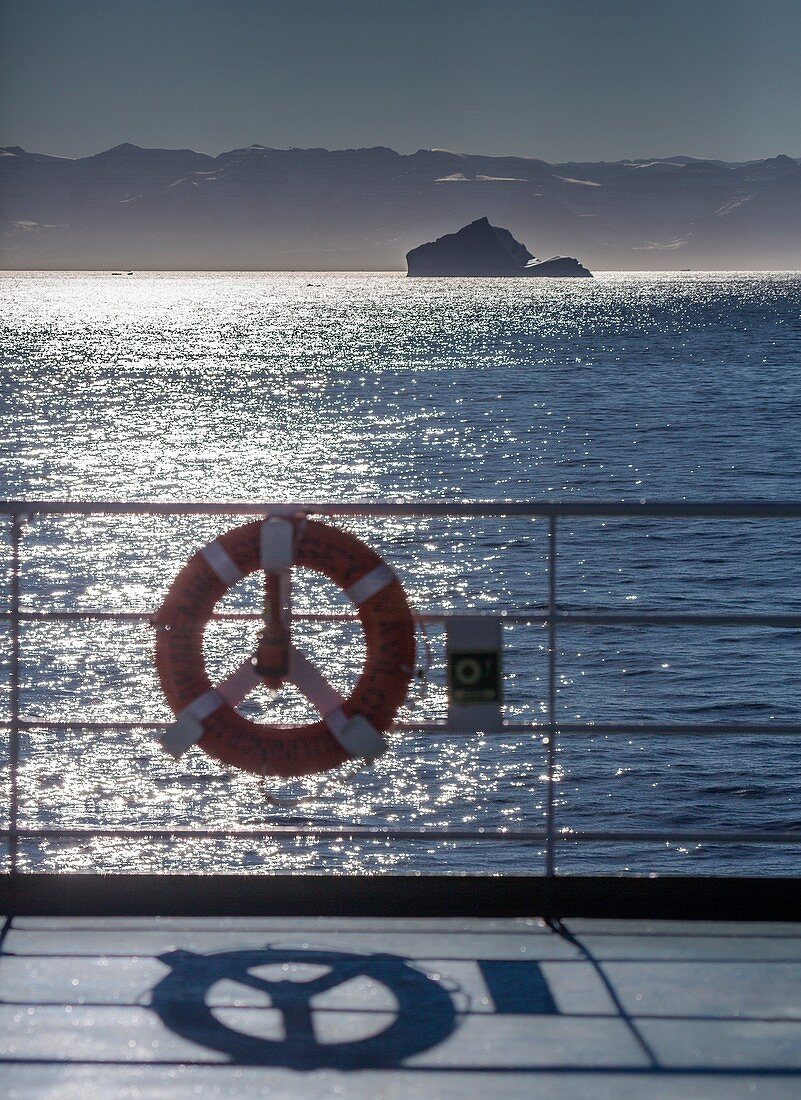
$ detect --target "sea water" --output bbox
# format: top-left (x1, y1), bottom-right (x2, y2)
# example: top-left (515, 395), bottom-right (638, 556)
top-left (1, 270), bottom-right (800, 875)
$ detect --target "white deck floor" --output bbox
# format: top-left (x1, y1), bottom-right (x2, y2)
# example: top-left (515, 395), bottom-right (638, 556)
top-left (1, 916), bottom-right (800, 1098)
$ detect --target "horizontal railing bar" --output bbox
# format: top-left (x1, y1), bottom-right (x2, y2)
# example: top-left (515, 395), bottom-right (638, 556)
top-left (0, 827), bottom-right (542, 842)
top-left (1, 827), bottom-right (799, 844)
top-left (5, 500), bottom-right (801, 520)
top-left (2, 610), bottom-right (485, 624)
top-left (4, 609), bottom-right (801, 629)
top-left (559, 721), bottom-right (801, 735)
top-left (557, 612), bottom-right (801, 628)
top-left (2, 720), bottom-right (800, 736)
top-left (0, 610), bottom-right (430, 623)
top-left (561, 831), bottom-right (801, 843)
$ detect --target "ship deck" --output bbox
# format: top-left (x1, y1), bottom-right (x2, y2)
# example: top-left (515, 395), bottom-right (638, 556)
top-left (2, 907), bottom-right (800, 1098)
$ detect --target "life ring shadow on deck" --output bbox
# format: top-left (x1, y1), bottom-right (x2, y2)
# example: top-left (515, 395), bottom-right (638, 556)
top-left (151, 945), bottom-right (458, 1069)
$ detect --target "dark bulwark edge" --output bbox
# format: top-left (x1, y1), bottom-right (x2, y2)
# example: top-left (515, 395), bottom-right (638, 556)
top-left (1, 874), bottom-right (798, 920)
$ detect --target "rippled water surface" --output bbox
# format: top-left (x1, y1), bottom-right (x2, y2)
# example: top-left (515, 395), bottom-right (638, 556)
top-left (2, 270), bottom-right (801, 875)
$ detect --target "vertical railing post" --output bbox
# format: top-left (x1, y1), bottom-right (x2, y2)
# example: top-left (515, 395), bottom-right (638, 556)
top-left (545, 514), bottom-right (558, 877)
top-left (8, 512), bottom-right (23, 875)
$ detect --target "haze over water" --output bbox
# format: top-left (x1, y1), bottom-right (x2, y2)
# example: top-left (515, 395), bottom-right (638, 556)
top-left (2, 270), bottom-right (801, 875)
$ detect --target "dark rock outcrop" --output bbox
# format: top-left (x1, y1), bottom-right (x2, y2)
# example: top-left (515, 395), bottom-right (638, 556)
top-left (406, 217), bottom-right (592, 277)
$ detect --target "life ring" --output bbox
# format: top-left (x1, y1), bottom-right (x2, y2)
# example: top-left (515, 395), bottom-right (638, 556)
top-left (152, 516), bottom-right (416, 778)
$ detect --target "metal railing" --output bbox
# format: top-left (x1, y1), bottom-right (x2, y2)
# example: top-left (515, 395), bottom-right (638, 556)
top-left (2, 498), bottom-right (801, 876)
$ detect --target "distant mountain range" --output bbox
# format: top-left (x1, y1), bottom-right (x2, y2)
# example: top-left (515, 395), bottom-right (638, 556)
top-left (2, 143), bottom-right (800, 270)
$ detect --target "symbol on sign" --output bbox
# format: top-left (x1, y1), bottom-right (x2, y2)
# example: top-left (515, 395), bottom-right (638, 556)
top-left (152, 946), bottom-right (458, 1068)
top-left (454, 657), bottom-right (482, 685)
top-left (448, 649), bottom-right (502, 705)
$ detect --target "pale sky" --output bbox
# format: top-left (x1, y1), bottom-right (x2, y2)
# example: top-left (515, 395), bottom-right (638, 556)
top-left (2, 0), bottom-right (800, 162)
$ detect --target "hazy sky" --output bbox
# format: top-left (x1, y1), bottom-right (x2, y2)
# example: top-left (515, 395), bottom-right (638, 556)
top-left (2, 0), bottom-right (800, 162)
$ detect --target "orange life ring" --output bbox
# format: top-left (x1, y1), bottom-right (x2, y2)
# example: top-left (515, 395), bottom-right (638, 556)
top-left (152, 517), bottom-right (416, 778)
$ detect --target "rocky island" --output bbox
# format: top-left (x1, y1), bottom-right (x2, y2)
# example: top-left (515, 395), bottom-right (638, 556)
top-left (406, 217), bottom-right (592, 277)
